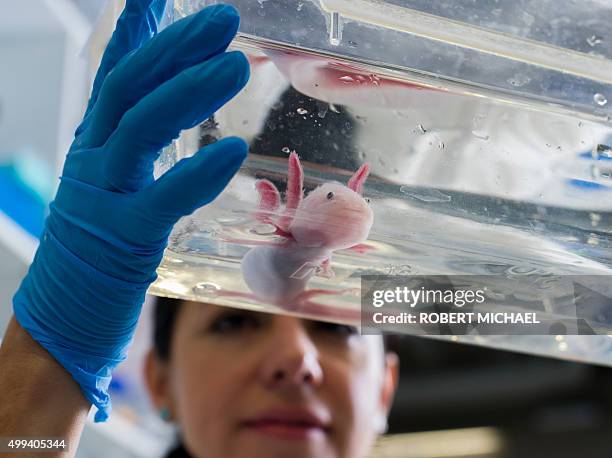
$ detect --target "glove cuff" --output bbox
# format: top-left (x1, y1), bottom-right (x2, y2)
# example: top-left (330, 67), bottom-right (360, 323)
top-left (13, 227), bottom-right (151, 422)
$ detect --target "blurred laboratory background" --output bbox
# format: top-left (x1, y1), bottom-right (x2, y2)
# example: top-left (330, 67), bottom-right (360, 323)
top-left (1, 1), bottom-right (611, 457)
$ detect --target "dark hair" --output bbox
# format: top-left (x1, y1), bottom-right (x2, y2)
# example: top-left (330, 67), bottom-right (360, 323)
top-left (153, 295), bottom-right (185, 361)
top-left (153, 296), bottom-right (192, 458)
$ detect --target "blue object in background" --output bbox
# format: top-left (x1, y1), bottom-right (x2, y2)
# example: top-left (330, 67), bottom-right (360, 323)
top-left (0, 154), bottom-right (54, 238)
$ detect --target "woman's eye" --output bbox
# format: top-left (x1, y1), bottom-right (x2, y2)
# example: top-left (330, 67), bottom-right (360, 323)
top-left (210, 312), bottom-right (260, 333)
top-left (326, 191), bottom-right (334, 200)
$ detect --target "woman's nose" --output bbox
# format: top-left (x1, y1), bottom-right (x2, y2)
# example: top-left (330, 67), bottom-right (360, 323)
top-left (259, 319), bottom-right (323, 389)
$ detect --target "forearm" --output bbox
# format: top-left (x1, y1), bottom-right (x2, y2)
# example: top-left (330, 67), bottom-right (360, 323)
top-left (0, 316), bottom-right (90, 457)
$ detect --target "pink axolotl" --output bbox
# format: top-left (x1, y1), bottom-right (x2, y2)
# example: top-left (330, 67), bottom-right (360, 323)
top-left (218, 152), bottom-right (373, 319)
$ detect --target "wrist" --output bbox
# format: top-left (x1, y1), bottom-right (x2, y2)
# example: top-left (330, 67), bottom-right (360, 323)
top-left (0, 317), bottom-right (90, 437)
top-left (12, 227), bottom-right (150, 421)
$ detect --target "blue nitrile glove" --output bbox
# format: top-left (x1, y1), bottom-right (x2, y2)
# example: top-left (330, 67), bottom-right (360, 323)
top-left (12, 1), bottom-right (249, 422)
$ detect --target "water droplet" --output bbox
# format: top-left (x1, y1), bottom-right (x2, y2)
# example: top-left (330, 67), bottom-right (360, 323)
top-left (593, 93), bottom-right (607, 106)
top-left (438, 141), bottom-right (445, 149)
top-left (400, 187), bottom-right (452, 203)
top-left (594, 144), bottom-right (612, 158)
top-left (193, 282), bottom-right (220, 294)
top-left (329, 104), bottom-right (340, 114)
top-left (338, 75), bottom-right (354, 83)
top-left (281, 146), bottom-right (291, 153)
top-left (472, 130), bottom-right (490, 141)
top-left (587, 234), bottom-right (599, 246)
top-left (317, 102), bottom-right (328, 119)
top-left (297, 2), bottom-right (304, 11)
top-left (296, 107), bottom-right (308, 115)
top-left (417, 124), bottom-right (427, 134)
top-left (587, 35), bottom-right (603, 47)
top-left (507, 74), bottom-right (530, 87)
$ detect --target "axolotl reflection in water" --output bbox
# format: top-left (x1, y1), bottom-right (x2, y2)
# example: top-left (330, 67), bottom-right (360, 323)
top-left (218, 152), bottom-right (373, 320)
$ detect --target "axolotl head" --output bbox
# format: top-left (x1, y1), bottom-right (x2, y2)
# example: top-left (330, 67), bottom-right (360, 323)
top-left (289, 166), bottom-right (374, 250)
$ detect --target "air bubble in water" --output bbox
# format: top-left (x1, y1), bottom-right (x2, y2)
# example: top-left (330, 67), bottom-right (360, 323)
top-left (472, 130), bottom-right (490, 141)
top-left (587, 234), bottom-right (600, 246)
top-left (507, 74), bottom-right (530, 87)
top-left (296, 107), bottom-right (308, 115)
top-left (587, 35), bottom-right (603, 47)
top-left (594, 144), bottom-right (612, 159)
top-left (593, 93), bottom-right (607, 106)
top-left (316, 102), bottom-right (328, 119)
top-left (193, 282), bottom-right (220, 294)
top-left (590, 213), bottom-right (601, 227)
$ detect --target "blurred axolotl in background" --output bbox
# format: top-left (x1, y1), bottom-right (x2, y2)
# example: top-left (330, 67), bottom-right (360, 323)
top-left (218, 152), bottom-right (373, 319)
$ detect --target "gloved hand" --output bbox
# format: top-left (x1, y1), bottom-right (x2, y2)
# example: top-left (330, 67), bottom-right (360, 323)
top-left (13, 0), bottom-right (249, 422)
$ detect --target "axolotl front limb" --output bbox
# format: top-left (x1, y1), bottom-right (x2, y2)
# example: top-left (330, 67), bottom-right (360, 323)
top-left (216, 152), bottom-right (374, 319)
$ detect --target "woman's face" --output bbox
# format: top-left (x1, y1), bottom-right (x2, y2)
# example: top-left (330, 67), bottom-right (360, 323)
top-left (145, 302), bottom-right (398, 458)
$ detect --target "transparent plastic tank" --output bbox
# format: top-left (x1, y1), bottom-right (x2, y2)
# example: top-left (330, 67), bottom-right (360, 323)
top-left (151, 0), bottom-right (612, 366)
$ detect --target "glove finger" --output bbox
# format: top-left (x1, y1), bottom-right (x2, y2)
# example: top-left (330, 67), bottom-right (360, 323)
top-left (140, 137), bottom-right (248, 228)
top-left (103, 50), bottom-right (249, 193)
top-left (80, 4), bottom-right (240, 148)
top-left (82, 0), bottom-right (167, 123)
